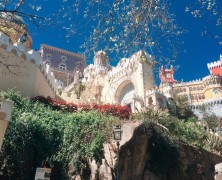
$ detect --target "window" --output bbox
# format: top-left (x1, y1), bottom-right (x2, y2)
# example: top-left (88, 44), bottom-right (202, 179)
top-left (166, 73), bottom-right (171, 78)
top-left (45, 61), bottom-right (50, 66)
top-left (212, 88), bottom-right (221, 95)
top-left (46, 54), bottom-right (51, 60)
top-left (59, 63), bottom-right (66, 70)
top-left (61, 56), bottom-right (67, 62)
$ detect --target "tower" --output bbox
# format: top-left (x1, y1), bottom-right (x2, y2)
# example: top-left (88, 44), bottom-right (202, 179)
top-left (159, 65), bottom-right (176, 85)
top-left (159, 65), bottom-right (176, 99)
top-left (207, 55), bottom-right (222, 76)
top-left (93, 51), bottom-right (110, 68)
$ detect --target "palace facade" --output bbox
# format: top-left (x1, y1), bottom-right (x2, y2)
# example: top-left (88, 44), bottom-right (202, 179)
top-left (0, 13), bottom-right (221, 117)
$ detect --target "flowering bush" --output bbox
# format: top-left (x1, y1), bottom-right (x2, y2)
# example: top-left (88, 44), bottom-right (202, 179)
top-left (32, 96), bottom-right (131, 119)
top-left (78, 104), bottom-right (91, 112)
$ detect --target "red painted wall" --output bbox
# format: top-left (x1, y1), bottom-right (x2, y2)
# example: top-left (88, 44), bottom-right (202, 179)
top-left (211, 67), bottom-right (222, 76)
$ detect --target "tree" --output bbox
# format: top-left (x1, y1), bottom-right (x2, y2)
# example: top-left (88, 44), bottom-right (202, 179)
top-left (0, 1), bottom-right (181, 64)
top-left (167, 95), bottom-right (196, 120)
top-left (184, 0), bottom-right (222, 45)
top-left (0, 1), bottom-right (221, 67)
top-left (199, 104), bottom-right (219, 130)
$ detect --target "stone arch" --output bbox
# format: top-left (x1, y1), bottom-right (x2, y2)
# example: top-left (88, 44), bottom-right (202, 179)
top-left (115, 80), bottom-right (135, 104)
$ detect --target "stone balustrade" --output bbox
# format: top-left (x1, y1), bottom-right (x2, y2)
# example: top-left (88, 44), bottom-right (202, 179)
top-left (191, 97), bottom-right (222, 108)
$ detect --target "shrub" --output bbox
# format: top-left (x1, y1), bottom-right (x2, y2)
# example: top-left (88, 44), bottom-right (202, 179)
top-left (31, 96), bottom-right (131, 119)
top-left (0, 91), bottom-right (119, 179)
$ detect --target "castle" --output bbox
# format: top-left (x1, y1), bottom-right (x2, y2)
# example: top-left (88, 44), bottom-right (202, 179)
top-left (0, 13), bottom-right (222, 117)
top-left (159, 57), bottom-right (222, 117)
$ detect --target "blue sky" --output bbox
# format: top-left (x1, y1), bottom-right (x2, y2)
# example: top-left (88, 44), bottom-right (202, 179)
top-left (29, 1), bottom-right (221, 83)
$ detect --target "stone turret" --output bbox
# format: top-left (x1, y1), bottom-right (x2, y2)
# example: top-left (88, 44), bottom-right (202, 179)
top-left (94, 51), bottom-right (109, 68)
top-left (207, 55), bottom-right (222, 76)
top-left (159, 65), bottom-right (176, 85)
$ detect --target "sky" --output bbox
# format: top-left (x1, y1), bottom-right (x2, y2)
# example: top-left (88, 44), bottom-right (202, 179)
top-left (29, 1), bottom-right (221, 84)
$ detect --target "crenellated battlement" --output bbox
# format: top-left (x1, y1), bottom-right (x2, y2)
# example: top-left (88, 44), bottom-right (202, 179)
top-left (0, 32), bottom-right (40, 64)
top-left (207, 60), bottom-right (221, 70)
top-left (0, 32), bottom-right (60, 94)
top-left (82, 64), bottom-right (109, 83)
top-left (107, 50), bottom-right (153, 81)
top-left (39, 62), bottom-right (61, 93)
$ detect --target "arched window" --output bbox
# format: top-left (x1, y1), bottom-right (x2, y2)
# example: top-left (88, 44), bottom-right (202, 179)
top-left (212, 88), bottom-right (221, 95)
top-left (46, 54), bottom-right (51, 60)
top-left (61, 55), bottom-right (67, 62)
top-left (45, 61), bottom-right (50, 66)
top-left (59, 63), bottom-right (66, 70)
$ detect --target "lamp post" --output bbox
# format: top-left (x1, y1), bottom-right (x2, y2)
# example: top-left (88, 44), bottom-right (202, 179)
top-left (113, 125), bottom-right (122, 180)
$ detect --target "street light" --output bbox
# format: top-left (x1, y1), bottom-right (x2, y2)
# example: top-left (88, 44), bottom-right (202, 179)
top-left (113, 125), bottom-right (122, 180)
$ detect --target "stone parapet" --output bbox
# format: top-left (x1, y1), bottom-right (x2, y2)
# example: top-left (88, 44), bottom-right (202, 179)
top-left (39, 61), bottom-right (61, 93)
top-left (0, 32), bottom-right (60, 94)
top-left (0, 32), bottom-right (40, 64)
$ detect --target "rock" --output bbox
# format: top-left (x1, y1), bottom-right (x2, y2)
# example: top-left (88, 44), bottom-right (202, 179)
top-left (99, 159), bottom-right (112, 180)
top-left (215, 163), bottom-right (222, 174)
top-left (79, 122), bottom-right (222, 180)
top-left (215, 163), bottom-right (222, 180)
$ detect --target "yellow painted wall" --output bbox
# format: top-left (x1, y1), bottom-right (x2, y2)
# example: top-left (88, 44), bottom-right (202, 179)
top-left (204, 87), bottom-right (222, 99)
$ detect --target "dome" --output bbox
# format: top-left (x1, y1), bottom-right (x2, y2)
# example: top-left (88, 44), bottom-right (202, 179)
top-left (0, 12), bottom-right (27, 29)
top-left (0, 12), bottom-right (32, 48)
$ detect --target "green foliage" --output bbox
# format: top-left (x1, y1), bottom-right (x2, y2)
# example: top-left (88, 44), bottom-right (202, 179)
top-left (0, 90), bottom-right (118, 179)
top-left (162, 118), bottom-right (207, 147)
top-left (167, 96), bottom-right (195, 120)
top-left (205, 134), bottom-right (222, 154)
top-left (198, 104), bottom-right (219, 129)
top-left (53, 111), bottom-right (117, 176)
top-left (138, 107), bottom-right (222, 155)
top-left (135, 107), bottom-right (169, 123)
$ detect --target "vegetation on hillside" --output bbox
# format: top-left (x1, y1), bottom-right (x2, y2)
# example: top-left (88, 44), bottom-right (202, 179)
top-left (135, 100), bottom-right (222, 156)
top-left (0, 90), bottom-right (222, 179)
top-left (0, 91), bottom-right (118, 179)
